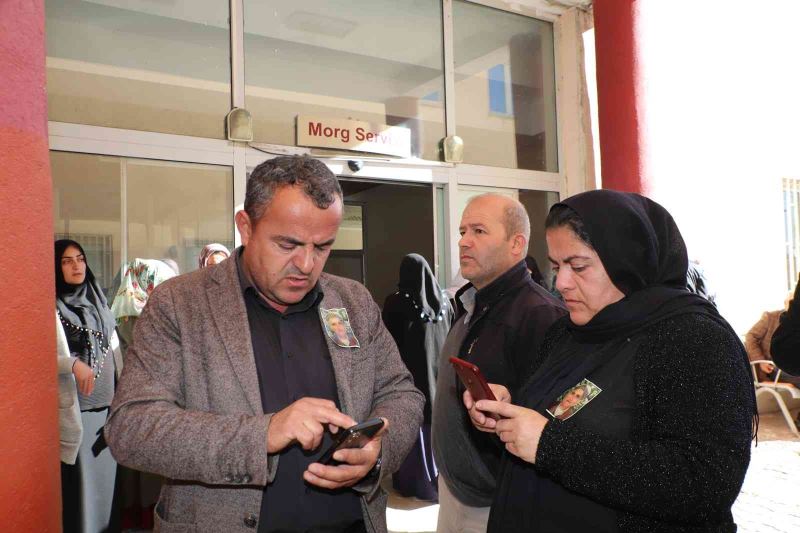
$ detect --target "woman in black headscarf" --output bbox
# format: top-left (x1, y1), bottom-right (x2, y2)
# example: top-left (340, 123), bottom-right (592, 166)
top-left (463, 190), bottom-right (756, 532)
top-left (382, 253), bottom-right (453, 501)
top-left (525, 255), bottom-right (546, 287)
top-left (55, 239), bottom-right (121, 533)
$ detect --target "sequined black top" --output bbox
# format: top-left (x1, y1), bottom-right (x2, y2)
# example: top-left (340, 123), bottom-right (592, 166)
top-left (60, 314), bottom-right (115, 410)
top-left (489, 313), bottom-right (753, 533)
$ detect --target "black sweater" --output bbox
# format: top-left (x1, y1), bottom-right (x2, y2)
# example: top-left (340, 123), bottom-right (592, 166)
top-left (770, 280), bottom-right (800, 375)
top-left (490, 313), bottom-right (754, 532)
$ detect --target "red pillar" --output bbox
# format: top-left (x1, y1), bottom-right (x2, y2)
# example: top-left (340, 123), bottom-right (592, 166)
top-left (0, 1), bottom-right (60, 531)
top-left (593, 0), bottom-right (650, 194)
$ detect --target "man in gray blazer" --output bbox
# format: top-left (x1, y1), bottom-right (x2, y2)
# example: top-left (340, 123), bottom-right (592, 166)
top-left (105, 155), bottom-right (424, 533)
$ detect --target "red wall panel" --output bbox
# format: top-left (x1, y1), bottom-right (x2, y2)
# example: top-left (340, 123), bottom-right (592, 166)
top-left (593, 0), bottom-right (651, 194)
top-left (0, 1), bottom-right (60, 531)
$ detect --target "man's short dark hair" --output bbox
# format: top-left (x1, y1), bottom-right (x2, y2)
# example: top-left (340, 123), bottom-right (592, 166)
top-left (244, 155), bottom-right (342, 222)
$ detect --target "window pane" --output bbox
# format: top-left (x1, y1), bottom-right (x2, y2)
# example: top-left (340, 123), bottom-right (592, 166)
top-left (519, 189), bottom-right (560, 288)
top-left (52, 152), bottom-right (234, 300)
top-left (488, 64), bottom-right (509, 115)
top-left (126, 160), bottom-right (234, 275)
top-left (52, 151), bottom-right (122, 297)
top-left (244, 0), bottom-right (445, 160)
top-left (45, 0), bottom-right (230, 138)
top-left (333, 205), bottom-right (365, 251)
top-left (453, 1), bottom-right (558, 171)
top-left (783, 178), bottom-right (800, 288)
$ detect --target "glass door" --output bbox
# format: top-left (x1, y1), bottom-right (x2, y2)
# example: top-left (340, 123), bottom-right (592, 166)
top-left (327, 179), bottom-right (435, 307)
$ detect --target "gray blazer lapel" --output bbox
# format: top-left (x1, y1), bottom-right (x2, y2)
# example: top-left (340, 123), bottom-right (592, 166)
top-left (206, 257), bottom-right (263, 415)
top-left (319, 284), bottom-right (355, 416)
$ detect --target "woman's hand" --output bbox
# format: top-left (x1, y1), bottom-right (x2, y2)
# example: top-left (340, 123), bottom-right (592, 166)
top-left (474, 399), bottom-right (549, 464)
top-left (463, 383), bottom-right (510, 432)
top-left (72, 360), bottom-right (95, 396)
top-left (759, 362), bottom-right (774, 375)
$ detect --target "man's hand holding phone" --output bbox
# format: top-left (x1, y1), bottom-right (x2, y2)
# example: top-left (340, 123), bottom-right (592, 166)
top-left (464, 383), bottom-right (511, 432)
top-left (303, 417), bottom-right (388, 490)
top-left (266, 397), bottom-right (357, 454)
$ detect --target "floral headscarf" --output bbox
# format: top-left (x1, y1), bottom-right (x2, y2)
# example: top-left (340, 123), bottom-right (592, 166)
top-left (111, 258), bottom-right (177, 321)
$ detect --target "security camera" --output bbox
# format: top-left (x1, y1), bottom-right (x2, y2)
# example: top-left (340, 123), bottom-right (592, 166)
top-left (347, 160), bottom-right (364, 172)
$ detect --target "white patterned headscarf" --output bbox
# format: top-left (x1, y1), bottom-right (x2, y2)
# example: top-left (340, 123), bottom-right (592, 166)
top-left (111, 258), bottom-right (177, 321)
top-left (198, 243), bottom-right (231, 268)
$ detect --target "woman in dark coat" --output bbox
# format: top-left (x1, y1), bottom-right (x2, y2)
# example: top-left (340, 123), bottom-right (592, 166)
top-left (525, 255), bottom-right (546, 287)
top-left (464, 190), bottom-right (756, 532)
top-left (56, 239), bottom-right (121, 533)
top-left (110, 257), bottom-right (176, 529)
top-left (382, 253), bottom-right (453, 500)
top-left (771, 275), bottom-right (800, 375)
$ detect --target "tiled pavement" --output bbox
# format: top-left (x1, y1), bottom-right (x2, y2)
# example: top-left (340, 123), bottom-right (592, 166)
top-left (732, 439), bottom-right (800, 533)
top-left (731, 412), bottom-right (800, 533)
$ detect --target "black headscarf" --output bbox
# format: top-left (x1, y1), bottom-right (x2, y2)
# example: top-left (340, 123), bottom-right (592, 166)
top-left (558, 189), bottom-right (720, 343)
top-left (524, 256), bottom-right (546, 287)
top-left (521, 190), bottom-right (756, 426)
top-left (55, 239), bottom-right (116, 360)
top-left (398, 253), bottom-right (447, 320)
top-left (383, 254), bottom-right (452, 417)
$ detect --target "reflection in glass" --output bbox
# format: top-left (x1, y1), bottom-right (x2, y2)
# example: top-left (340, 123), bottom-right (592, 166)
top-left (51, 152), bottom-right (234, 298)
top-left (453, 1), bottom-right (558, 171)
top-left (244, 0), bottom-right (445, 160)
top-left (326, 203), bottom-right (366, 286)
top-left (334, 205), bottom-right (364, 251)
top-left (519, 189), bottom-right (560, 288)
top-left (126, 160), bottom-right (234, 275)
top-left (45, 0), bottom-right (230, 138)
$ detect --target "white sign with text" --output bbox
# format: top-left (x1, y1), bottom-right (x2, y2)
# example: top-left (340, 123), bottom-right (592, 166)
top-left (296, 115), bottom-right (411, 158)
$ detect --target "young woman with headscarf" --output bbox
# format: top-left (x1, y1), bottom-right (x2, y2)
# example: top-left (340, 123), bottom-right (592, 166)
top-left (382, 253), bottom-right (453, 501)
top-left (109, 257), bottom-right (176, 529)
top-left (55, 239), bottom-right (121, 533)
top-left (463, 190), bottom-right (756, 532)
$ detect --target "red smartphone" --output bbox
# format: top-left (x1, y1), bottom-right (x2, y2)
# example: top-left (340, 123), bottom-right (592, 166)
top-left (318, 418), bottom-right (385, 465)
top-left (450, 356), bottom-right (497, 402)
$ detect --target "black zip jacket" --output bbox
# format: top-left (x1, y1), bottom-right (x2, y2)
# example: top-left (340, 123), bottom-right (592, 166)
top-left (432, 261), bottom-right (567, 507)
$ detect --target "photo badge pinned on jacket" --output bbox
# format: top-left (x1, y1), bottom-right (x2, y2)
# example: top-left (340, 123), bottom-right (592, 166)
top-left (546, 378), bottom-right (602, 421)
top-left (320, 307), bottom-right (360, 348)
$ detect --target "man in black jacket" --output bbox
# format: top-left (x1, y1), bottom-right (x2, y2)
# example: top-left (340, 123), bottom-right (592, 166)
top-left (771, 275), bottom-right (800, 375)
top-left (432, 193), bottom-right (566, 533)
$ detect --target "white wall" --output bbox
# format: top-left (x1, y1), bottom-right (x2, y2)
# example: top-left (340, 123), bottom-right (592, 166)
top-left (636, 1), bottom-right (798, 333)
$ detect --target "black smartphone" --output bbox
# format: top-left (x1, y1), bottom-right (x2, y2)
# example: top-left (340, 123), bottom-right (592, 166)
top-left (318, 418), bottom-right (385, 465)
